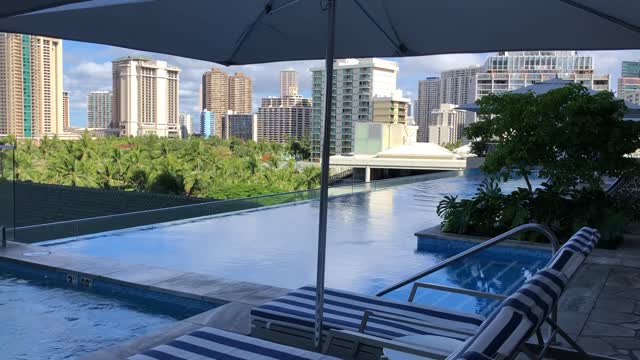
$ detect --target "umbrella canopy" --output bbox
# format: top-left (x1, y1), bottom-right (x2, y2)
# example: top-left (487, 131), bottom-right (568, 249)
top-left (457, 78), bottom-right (640, 120)
top-left (0, 0), bottom-right (88, 18)
top-left (0, 0), bottom-right (640, 65)
top-left (2, 0), bottom-right (640, 351)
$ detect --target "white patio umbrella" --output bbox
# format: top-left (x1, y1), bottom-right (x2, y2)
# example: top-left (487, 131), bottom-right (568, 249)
top-left (2, 0), bottom-right (640, 350)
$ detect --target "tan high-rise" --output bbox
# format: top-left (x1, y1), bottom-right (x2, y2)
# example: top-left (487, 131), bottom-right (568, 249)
top-left (112, 56), bottom-right (180, 137)
top-left (0, 33), bottom-right (64, 139)
top-left (280, 69), bottom-right (298, 97)
top-left (228, 72), bottom-right (252, 114)
top-left (201, 68), bottom-right (229, 137)
top-left (201, 69), bottom-right (253, 137)
top-left (62, 91), bottom-right (69, 129)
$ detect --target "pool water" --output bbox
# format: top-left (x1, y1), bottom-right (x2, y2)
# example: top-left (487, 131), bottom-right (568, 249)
top-left (0, 273), bottom-right (196, 360)
top-left (48, 173), bottom-right (549, 315)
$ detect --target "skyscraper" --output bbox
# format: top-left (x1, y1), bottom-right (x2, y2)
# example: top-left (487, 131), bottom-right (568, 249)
top-left (0, 33), bottom-right (64, 138)
top-left (311, 58), bottom-right (398, 159)
top-left (178, 113), bottom-right (192, 138)
top-left (62, 91), bottom-right (69, 129)
top-left (280, 69), bottom-right (298, 97)
top-left (200, 110), bottom-right (214, 138)
top-left (257, 96), bottom-right (311, 143)
top-left (87, 91), bottom-right (112, 128)
top-left (618, 60), bottom-right (640, 105)
top-left (372, 93), bottom-right (409, 124)
top-left (475, 51), bottom-right (610, 99)
top-left (440, 65), bottom-right (482, 105)
top-left (416, 77), bottom-right (440, 142)
top-left (201, 68), bottom-right (228, 137)
top-left (224, 113), bottom-right (257, 141)
top-left (201, 69), bottom-right (253, 136)
top-left (228, 72), bottom-right (252, 114)
top-left (112, 56), bottom-right (180, 137)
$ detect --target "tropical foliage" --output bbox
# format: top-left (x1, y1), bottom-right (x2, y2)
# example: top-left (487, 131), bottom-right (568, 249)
top-left (0, 134), bottom-right (320, 199)
top-left (438, 85), bottom-right (640, 248)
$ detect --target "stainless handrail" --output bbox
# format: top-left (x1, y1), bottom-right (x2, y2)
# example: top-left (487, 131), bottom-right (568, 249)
top-left (0, 145), bottom-right (16, 150)
top-left (375, 223), bottom-right (560, 297)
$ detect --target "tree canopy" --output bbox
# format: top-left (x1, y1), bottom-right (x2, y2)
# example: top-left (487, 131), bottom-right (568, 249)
top-left (0, 134), bottom-right (321, 200)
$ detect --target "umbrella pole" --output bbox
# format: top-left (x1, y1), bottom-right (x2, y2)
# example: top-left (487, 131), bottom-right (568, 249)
top-left (314, 0), bottom-right (337, 352)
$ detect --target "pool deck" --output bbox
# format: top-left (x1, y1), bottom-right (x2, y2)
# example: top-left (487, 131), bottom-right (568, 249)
top-left (4, 235), bottom-right (640, 360)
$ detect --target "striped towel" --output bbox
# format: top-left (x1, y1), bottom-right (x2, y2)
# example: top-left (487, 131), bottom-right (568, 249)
top-left (561, 227), bottom-right (600, 256)
top-left (128, 327), bottom-right (339, 360)
top-left (251, 286), bottom-right (485, 340)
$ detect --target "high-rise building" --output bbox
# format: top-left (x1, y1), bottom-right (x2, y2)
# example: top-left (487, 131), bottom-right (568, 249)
top-left (416, 77), bottom-right (440, 142)
top-left (0, 33), bottom-right (64, 138)
top-left (112, 56), bottom-right (180, 137)
top-left (372, 93), bottom-right (409, 124)
top-left (311, 58), bottom-right (398, 159)
top-left (618, 60), bottom-right (640, 105)
top-left (178, 112), bottom-right (192, 139)
top-left (280, 69), bottom-right (298, 97)
top-left (257, 95), bottom-right (311, 143)
top-left (475, 51), bottom-right (610, 99)
top-left (87, 91), bottom-right (112, 128)
top-left (440, 65), bottom-right (483, 105)
top-left (200, 110), bottom-right (214, 139)
top-left (62, 91), bottom-right (69, 129)
top-left (428, 104), bottom-right (468, 145)
top-left (201, 68), bottom-right (229, 137)
top-left (201, 69), bottom-right (254, 136)
top-left (228, 72), bottom-right (252, 114)
top-left (224, 113), bottom-right (257, 141)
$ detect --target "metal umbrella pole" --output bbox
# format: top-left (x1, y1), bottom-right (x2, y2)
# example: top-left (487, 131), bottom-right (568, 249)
top-left (314, 0), bottom-right (336, 352)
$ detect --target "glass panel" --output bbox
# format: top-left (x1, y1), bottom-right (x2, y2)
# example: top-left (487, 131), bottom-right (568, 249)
top-left (0, 144), bottom-right (15, 243)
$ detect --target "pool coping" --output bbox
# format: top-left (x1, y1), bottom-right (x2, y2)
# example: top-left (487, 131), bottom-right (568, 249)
top-left (0, 241), bottom-right (290, 360)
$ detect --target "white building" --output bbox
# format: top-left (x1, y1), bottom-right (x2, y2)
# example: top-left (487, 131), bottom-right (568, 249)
top-left (428, 104), bottom-right (468, 146)
top-left (87, 91), bottom-right (112, 128)
top-left (416, 77), bottom-right (440, 142)
top-left (257, 95), bottom-right (311, 143)
top-left (280, 69), bottom-right (298, 97)
top-left (178, 113), bottom-right (192, 138)
top-left (475, 51), bottom-right (610, 99)
top-left (440, 65), bottom-right (483, 106)
top-left (112, 56), bottom-right (180, 137)
top-left (311, 58), bottom-right (398, 159)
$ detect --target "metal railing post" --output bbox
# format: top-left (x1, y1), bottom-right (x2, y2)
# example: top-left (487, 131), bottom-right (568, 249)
top-left (1, 226), bottom-right (6, 248)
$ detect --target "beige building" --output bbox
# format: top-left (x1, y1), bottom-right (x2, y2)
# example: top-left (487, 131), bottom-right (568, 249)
top-left (229, 72), bottom-right (252, 114)
top-left (428, 104), bottom-right (467, 145)
top-left (201, 68), bottom-right (229, 137)
top-left (372, 93), bottom-right (409, 125)
top-left (112, 56), bottom-right (180, 137)
top-left (0, 33), bottom-right (64, 139)
top-left (280, 69), bottom-right (298, 97)
top-left (62, 91), bottom-right (69, 129)
top-left (257, 95), bottom-right (311, 143)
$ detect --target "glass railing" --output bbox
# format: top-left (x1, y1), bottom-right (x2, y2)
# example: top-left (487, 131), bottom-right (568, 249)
top-left (0, 145), bottom-right (15, 245)
top-left (12, 170), bottom-right (465, 244)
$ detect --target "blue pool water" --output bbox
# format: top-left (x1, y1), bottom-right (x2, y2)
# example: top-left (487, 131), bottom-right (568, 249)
top-left (49, 173), bottom-right (550, 315)
top-left (0, 272), bottom-right (204, 360)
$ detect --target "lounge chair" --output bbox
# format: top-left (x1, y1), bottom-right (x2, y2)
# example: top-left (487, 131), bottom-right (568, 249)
top-left (251, 227), bottom-right (600, 359)
top-left (127, 326), bottom-right (340, 360)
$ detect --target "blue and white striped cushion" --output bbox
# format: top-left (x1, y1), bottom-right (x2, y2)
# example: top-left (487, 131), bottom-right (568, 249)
top-left (548, 247), bottom-right (585, 280)
top-left (562, 227), bottom-right (599, 256)
top-left (502, 269), bottom-right (567, 327)
top-left (128, 327), bottom-right (339, 360)
top-left (459, 307), bottom-right (533, 359)
top-left (251, 286), bottom-right (485, 340)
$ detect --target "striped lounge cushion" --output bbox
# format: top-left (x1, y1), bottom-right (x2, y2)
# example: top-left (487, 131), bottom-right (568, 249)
top-left (561, 227), bottom-right (599, 256)
top-left (451, 269), bottom-right (568, 359)
top-left (128, 327), bottom-right (339, 360)
top-left (251, 286), bottom-right (486, 340)
top-left (548, 247), bottom-right (585, 280)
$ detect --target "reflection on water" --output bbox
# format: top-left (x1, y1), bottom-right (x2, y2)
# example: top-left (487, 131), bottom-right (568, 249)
top-left (50, 173), bottom-right (548, 314)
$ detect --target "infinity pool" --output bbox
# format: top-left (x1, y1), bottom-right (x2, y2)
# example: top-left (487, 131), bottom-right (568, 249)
top-left (48, 173), bottom-right (549, 315)
top-left (0, 272), bottom-right (205, 360)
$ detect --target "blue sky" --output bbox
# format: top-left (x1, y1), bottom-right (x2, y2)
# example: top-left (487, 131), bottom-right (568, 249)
top-left (62, 40), bottom-right (640, 128)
